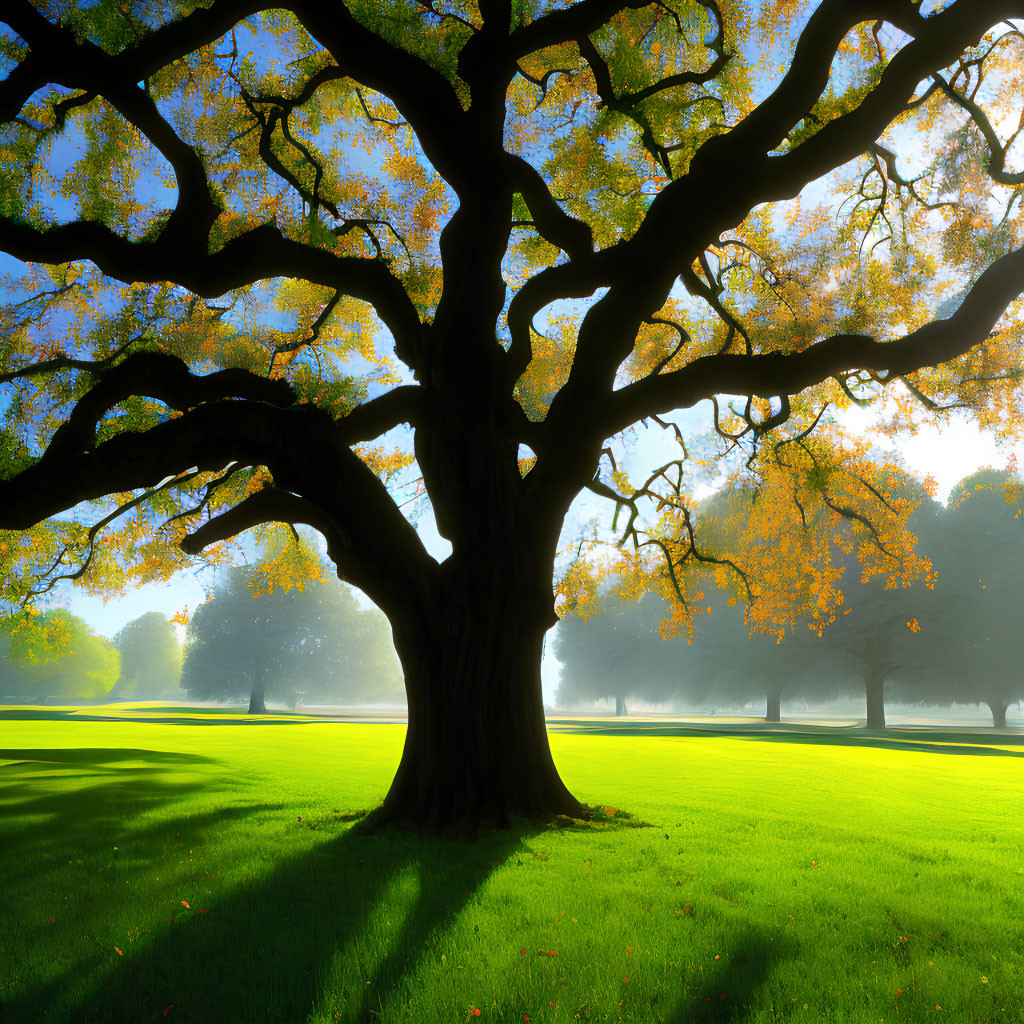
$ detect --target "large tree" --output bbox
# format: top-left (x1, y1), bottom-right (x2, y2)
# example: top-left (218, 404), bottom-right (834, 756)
top-left (3, 2), bottom-right (1024, 827)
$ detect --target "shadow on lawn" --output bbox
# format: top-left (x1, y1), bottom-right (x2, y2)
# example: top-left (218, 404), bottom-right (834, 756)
top-left (0, 706), bottom-right (323, 725)
top-left (667, 929), bottom-right (795, 1024)
top-left (0, 747), bottom-right (218, 766)
top-left (1, 761), bottom-right (531, 1024)
top-left (549, 721), bottom-right (1024, 757)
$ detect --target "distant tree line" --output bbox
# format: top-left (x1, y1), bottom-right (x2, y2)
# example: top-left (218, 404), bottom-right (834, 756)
top-left (0, 568), bottom-right (402, 710)
top-left (555, 469), bottom-right (1024, 728)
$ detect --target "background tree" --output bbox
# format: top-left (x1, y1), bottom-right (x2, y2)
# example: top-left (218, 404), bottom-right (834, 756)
top-left (681, 597), bottom-right (834, 722)
top-left (181, 566), bottom-right (402, 712)
top-left (553, 591), bottom-right (677, 714)
top-left (0, 610), bottom-right (119, 703)
top-left (111, 611), bottom-right (183, 700)
top-left (924, 469), bottom-right (1024, 726)
top-left (4, 2), bottom-right (1024, 826)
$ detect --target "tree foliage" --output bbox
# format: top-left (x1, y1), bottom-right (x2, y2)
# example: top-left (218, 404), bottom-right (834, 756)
top-left (0, 609), bottom-right (120, 701)
top-left (111, 611), bottom-right (183, 699)
top-left (4, 1), bottom-right (1024, 822)
top-left (557, 467), bottom-right (1024, 727)
top-left (181, 566), bottom-right (402, 710)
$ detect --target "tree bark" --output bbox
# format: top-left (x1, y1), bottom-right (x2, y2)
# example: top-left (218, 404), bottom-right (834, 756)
top-left (248, 666), bottom-right (267, 715)
top-left (374, 558), bottom-right (582, 832)
top-left (986, 700), bottom-right (1008, 728)
top-left (864, 672), bottom-right (886, 729)
top-left (615, 695), bottom-right (628, 717)
top-left (765, 688), bottom-right (781, 723)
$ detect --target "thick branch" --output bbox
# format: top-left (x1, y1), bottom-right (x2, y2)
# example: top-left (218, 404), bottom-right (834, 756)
top-left (0, 219), bottom-right (422, 367)
top-left (335, 386), bottom-right (422, 444)
top-left (0, 397), bottom-right (434, 612)
top-left (289, 1), bottom-right (470, 193)
top-left (505, 154), bottom-right (593, 260)
top-left (509, 1), bottom-right (649, 58)
top-left (44, 351), bottom-right (294, 460)
top-left (606, 239), bottom-right (1024, 434)
top-left (179, 485), bottom-right (346, 564)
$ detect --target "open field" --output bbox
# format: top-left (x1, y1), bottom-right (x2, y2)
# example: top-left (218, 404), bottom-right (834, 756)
top-left (1, 704), bottom-right (1021, 1023)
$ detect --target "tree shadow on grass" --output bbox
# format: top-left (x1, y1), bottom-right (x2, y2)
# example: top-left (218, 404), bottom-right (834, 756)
top-left (0, 747), bottom-right (218, 766)
top-left (666, 929), bottom-right (797, 1024)
top-left (549, 721), bottom-right (1024, 757)
top-left (1, 777), bottom-right (536, 1023)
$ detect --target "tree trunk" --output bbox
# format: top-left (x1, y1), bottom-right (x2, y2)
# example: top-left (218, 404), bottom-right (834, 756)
top-left (248, 667), bottom-right (267, 715)
top-left (375, 565), bottom-right (582, 832)
top-left (864, 673), bottom-right (886, 729)
top-left (765, 688), bottom-right (781, 723)
top-left (615, 695), bottom-right (627, 717)
top-left (987, 700), bottom-right (1008, 728)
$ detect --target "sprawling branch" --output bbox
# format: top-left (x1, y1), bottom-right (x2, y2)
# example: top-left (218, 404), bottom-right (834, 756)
top-left (607, 239), bottom-right (1024, 434)
top-left (0, 220), bottom-right (422, 366)
top-left (533, 0), bottom-right (1022, 466)
top-left (509, 1), bottom-right (649, 59)
top-left (44, 352), bottom-right (293, 460)
top-left (505, 154), bottom-right (593, 260)
top-left (178, 485), bottom-right (352, 573)
top-left (289, 1), bottom-right (470, 193)
top-left (0, 0), bottom-right (267, 122)
top-left (0, 394), bottom-right (433, 610)
top-left (335, 385), bottom-right (422, 444)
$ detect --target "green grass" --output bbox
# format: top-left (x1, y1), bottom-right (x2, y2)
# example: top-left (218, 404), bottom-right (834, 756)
top-left (1, 705), bottom-right (1021, 1023)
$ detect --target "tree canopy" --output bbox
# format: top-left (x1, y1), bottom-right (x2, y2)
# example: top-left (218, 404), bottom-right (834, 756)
top-left (3, 1), bottom-right (1024, 826)
top-left (0, 609), bottom-right (120, 701)
top-left (111, 610), bottom-right (183, 699)
top-left (181, 566), bottom-right (402, 712)
top-left (556, 467), bottom-right (1024, 727)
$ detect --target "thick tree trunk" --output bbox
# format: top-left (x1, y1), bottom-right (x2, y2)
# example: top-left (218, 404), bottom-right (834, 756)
top-left (376, 564), bottom-right (582, 832)
top-left (864, 673), bottom-right (886, 729)
top-left (248, 667), bottom-right (267, 715)
top-left (765, 688), bottom-right (781, 724)
top-left (615, 695), bottom-right (628, 717)
top-left (987, 700), bottom-right (1008, 728)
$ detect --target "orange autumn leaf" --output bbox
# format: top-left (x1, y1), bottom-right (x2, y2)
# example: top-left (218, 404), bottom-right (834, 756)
top-left (114, 947), bottom-right (123, 956)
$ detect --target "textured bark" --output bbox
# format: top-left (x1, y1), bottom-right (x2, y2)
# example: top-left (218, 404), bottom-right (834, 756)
top-left (374, 556), bottom-right (581, 832)
top-left (865, 673), bottom-right (886, 729)
top-left (765, 688), bottom-right (781, 723)
top-left (248, 667), bottom-right (267, 715)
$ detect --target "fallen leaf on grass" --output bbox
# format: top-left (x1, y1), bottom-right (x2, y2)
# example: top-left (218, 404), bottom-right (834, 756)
top-left (114, 947), bottom-right (123, 956)
top-left (538, 949), bottom-right (557, 957)
top-left (180, 901), bottom-right (190, 909)
top-left (163, 1007), bottom-right (173, 1017)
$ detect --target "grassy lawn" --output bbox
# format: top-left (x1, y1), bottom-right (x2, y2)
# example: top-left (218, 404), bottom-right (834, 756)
top-left (1, 706), bottom-right (1021, 1023)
